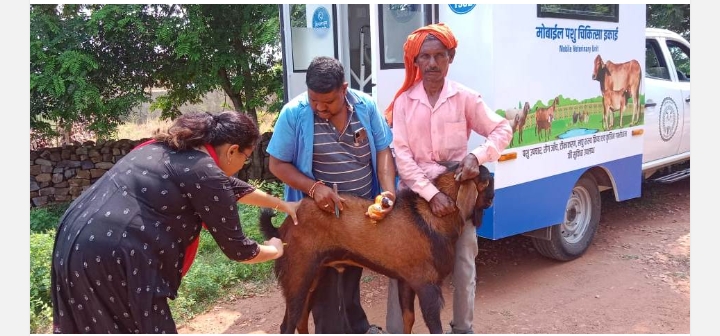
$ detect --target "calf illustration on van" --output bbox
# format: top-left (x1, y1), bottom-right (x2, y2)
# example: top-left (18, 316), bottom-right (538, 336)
top-left (591, 54), bottom-right (643, 130)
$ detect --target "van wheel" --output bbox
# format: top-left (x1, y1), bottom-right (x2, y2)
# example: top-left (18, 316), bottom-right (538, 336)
top-left (532, 175), bottom-right (601, 261)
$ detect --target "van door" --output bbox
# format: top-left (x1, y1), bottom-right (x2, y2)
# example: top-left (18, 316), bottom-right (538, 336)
top-left (664, 38), bottom-right (690, 155)
top-left (369, 4), bottom-right (436, 114)
top-left (279, 4), bottom-right (340, 103)
top-left (344, 5), bottom-right (373, 95)
top-left (642, 37), bottom-right (685, 163)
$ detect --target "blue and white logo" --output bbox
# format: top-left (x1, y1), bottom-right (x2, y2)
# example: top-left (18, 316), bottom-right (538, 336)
top-left (449, 4), bottom-right (476, 15)
top-left (312, 6), bottom-right (331, 37)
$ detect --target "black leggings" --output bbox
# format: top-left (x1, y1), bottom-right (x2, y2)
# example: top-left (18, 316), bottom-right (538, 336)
top-left (311, 266), bottom-right (370, 334)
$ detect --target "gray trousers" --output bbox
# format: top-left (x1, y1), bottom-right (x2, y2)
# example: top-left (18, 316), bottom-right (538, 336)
top-left (385, 219), bottom-right (479, 333)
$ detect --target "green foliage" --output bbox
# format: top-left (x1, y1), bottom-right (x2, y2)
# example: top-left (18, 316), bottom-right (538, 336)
top-left (30, 4), bottom-right (165, 140)
top-left (248, 179), bottom-right (285, 198)
top-left (30, 230), bottom-right (56, 333)
top-left (30, 202), bottom-right (69, 233)
top-left (289, 4), bottom-right (307, 28)
top-left (30, 4), bottom-right (283, 139)
top-left (647, 4), bottom-right (690, 41)
top-left (30, 203), bottom-right (69, 331)
top-left (152, 5), bottom-right (284, 124)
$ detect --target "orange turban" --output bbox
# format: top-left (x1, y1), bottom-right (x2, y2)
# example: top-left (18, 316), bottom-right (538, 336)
top-left (384, 23), bottom-right (458, 127)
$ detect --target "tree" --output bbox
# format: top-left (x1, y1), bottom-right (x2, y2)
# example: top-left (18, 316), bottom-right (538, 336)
top-left (147, 5), bottom-right (283, 179)
top-left (30, 4), bottom-right (177, 141)
top-left (151, 5), bottom-right (283, 126)
top-left (647, 4), bottom-right (690, 41)
top-left (31, 4), bottom-right (283, 145)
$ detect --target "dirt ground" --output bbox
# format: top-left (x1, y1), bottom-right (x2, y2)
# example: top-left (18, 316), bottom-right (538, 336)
top-left (178, 178), bottom-right (690, 334)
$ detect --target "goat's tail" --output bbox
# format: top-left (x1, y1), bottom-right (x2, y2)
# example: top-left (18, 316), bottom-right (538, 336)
top-left (259, 208), bottom-right (280, 240)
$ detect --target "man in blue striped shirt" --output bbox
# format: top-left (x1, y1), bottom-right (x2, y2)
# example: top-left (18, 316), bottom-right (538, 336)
top-left (267, 56), bottom-right (396, 334)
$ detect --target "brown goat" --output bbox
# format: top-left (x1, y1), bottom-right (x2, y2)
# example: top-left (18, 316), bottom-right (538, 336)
top-left (505, 102), bottom-right (531, 146)
top-left (517, 102), bottom-right (531, 144)
top-left (260, 163), bottom-right (495, 334)
top-left (592, 55), bottom-right (642, 129)
top-left (535, 97), bottom-right (559, 142)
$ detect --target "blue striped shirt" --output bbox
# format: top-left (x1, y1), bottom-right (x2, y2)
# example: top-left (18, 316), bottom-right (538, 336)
top-left (312, 105), bottom-right (373, 198)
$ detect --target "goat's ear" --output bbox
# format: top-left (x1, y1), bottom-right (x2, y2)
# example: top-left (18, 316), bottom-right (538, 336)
top-left (471, 167), bottom-right (494, 227)
top-left (474, 165), bottom-right (492, 188)
top-left (456, 179), bottom-right (479, 222)
top-left (476, 171), bottom-right (494, 210)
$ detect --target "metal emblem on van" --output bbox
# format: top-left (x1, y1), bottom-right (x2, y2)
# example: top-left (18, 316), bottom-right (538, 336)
top-left (659, 97), bottom-right (679, 142)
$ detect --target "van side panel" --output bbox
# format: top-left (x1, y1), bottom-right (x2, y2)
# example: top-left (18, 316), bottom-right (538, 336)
top-left (478, 154), bottom-right (643, 239)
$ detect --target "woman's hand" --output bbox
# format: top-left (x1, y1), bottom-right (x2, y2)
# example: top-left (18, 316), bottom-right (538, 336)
top-left (279, 201), bottom-right (300, 225)
top-left (264, 237), bottom-right (284, 259)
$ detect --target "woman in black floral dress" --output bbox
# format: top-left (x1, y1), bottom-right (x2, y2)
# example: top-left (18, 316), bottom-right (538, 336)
top-left (50, 111), bottom-right (299, 334)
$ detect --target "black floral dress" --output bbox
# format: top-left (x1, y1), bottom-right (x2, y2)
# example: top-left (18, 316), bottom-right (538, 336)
top-left (51, 142), bottom-right (258, 334)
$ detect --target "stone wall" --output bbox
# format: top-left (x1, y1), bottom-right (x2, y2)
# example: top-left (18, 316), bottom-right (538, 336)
top-left (30, 132), bottom-right (278, 208)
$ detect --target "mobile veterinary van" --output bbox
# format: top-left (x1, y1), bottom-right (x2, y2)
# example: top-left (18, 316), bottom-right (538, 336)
top-left (278, 4), bottom-right (690, 260)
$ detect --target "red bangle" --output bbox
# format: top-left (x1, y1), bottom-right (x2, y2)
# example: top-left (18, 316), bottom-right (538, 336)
top-left (308, 180), bottom-right (324, 199)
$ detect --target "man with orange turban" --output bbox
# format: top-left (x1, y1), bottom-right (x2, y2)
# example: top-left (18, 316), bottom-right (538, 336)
top-left (384, 23), bottom-right (513, 334)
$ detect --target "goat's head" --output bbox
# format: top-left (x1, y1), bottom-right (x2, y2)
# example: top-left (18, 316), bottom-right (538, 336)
top-left (522, 101), bottom-right (531, 116)
top-left (435, 161), bottom-right (494, 227)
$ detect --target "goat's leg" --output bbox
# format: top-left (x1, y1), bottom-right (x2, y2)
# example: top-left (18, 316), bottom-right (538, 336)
top-left (416, 283), bottom-right (444, 334)
top-left (518, 127), bottom-right (523, 144)
top-left (281, 260), bottom-right (322, 333)
top-left (281, 294), bottom-right (306, 333)
top-left (397, 280), bottom-right (417, 334)
top-left (297, 273), bottom-right (322, 334)
top-left (333, 266), bottom-right (355, 333)
top-left (280, 306), bottom-right (289, 334)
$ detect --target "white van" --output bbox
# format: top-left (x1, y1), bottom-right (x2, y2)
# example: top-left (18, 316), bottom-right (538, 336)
top-left (278, 4), bottom-right (690, 261)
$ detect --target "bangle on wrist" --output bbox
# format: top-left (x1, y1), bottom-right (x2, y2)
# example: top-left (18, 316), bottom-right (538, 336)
top-left (308, 180), bottom-right (324, 199)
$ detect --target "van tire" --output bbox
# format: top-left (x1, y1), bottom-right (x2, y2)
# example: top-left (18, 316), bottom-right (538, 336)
top-left (532, 174), bottom-right (601, 261)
